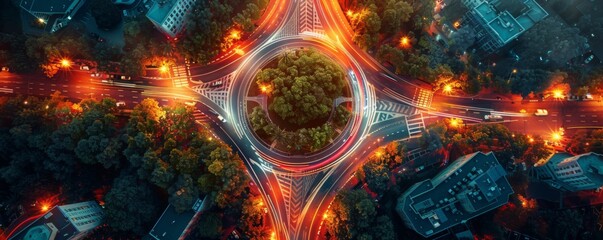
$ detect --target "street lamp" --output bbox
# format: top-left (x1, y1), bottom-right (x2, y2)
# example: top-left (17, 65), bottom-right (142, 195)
top-left (553, 90), bottom-right (564, 99)
top-left (60, 59), bottom-right (71, 68)
top-left (400, 36), bottom-right (410, 48)
top-left (449, 118), bottom-right (462, 128)
top-left (443, 84), bottom-right (453, 94)
top-left (159, 65), bottom-right (169, 73)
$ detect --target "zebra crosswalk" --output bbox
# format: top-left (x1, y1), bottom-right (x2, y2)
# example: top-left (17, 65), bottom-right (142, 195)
top-left (406, 113), bottom-right (426, 137)
top-left (172, 65), bottom-right (190, 88)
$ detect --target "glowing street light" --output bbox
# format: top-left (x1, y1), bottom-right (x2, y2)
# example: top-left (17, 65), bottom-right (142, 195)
top-left (38, 18), bottom-right (46, 24)
top-left (60, 59), bottom-right (71, 68)
top-left (41, 204), bottom-right (49, 212)
top-left (443, 84), bottom-right (453, 94)
top-left (159, 65), bottom-right (169, 73)
top-left (512, 69), bottom-right (518, 74)
top-left (230, 29), bottom-right (241, 40)
top-left (551, 132), bottom-right (562, 141)
top-left (346, 10), bottom-right (354, 17)
top-left (449, 118), bottom-right (462, 128)
top-left (399, 36), bottom-right (410, 48)
top-left (553, 90), bottom-right (564, 99)
top-left (234, 48), bottom-right (245, 55)
top-left (453, 21), bottom-right (461, 29)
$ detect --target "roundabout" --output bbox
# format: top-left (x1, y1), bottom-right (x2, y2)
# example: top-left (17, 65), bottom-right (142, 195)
top-left (246, 48), bottom-right (352, 155)
top-left (228, 36), bottom-right (376, 173)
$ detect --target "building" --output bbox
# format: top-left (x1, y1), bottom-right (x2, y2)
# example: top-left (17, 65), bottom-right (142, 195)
top-left (9, 201), bottom-right (104, 240)
top-left (112, 0), bottom-right (136, 5)
top-left (396, 152), bottom-right (513, 238)
top-left (147, 197), bottom-right (208, 240)
top-left (146, 0), bottom-right (196, 38)
top-left (532, 152), bottom-right (603, 192)
top-left (462, 0), bottom-right (548, 53)
top-left (19, 0), bottom-right (86, 33)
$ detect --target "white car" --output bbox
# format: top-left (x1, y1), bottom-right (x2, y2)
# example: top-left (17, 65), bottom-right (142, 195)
top-left (534, 109), bottom-right (548, 116)
top-left (484, 114), bottom-right (503, 121)
top-left (217, 115), bottom-right (226, 122)
top-left (80, 65), bottom-right (90, 71)
top-left (116, 101), bottom-right (126, 107)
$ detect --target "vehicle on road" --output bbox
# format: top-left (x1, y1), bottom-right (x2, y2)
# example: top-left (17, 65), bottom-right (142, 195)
top-left (415, 166), bottom-right (425, 173)
top-left (519, 109), bottom-right (527, 113)
top-left (184, 101), bottom-right (196, 106)
top-left (211, 80), bottom-right (223, 87)
top-left (80, 65), bottom-right (90, 71)
top-left (116, 101), bottom-right (126, 107)
top-left (217, 115), bottom-right (226, 122)
top-left (484, 114), bottom-right (503, 121)
top-left (534, 109), bottom-right (548, 116)
top-left (1, 67), bottom-right (9, 72)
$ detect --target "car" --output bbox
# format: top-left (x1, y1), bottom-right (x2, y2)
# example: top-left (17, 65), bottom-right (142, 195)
top-left (80, 65), bottom-right (90, 71)
top-left (519, 109), bottom-right (527, 113)
top-left (484, 114), bottom-right (503, 121)
top-left (211, 80), bottom-right (223, 87)
top-left (116, 101), bottom-right (126, 107)
top-left (184, 101), bottom-right (196, 106)
top-left (415, 166), bottom-right (425, 172)
top-left (217, 115), bottom-right (226, 122)
top-left (585, 55), bottom-right (595, 64)
top-left (1, 67), bottom-right (9, 72)
top-left (120, 75), bottom-right (131, 80)
top-left (534, 109), bottom-right (548, 116)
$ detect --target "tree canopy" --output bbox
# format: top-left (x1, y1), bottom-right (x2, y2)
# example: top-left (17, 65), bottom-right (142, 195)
top-left (256, 48), bottom-right (346, 126)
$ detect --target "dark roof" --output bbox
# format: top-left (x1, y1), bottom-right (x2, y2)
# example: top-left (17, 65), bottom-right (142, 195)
top-left (149, 204), bottom-right (195, 240)
top-left (397, 152), bottom-right (514, 238)
top-left (492, 0), bottom-right (526, 17)
top-left (20, 0), bottom-right (76, 14)
top-left (9, 207), bottom-right (78, 240)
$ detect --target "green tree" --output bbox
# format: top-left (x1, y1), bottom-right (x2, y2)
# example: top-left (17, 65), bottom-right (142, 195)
top-left (325, 189), bottom-right (395, 240)
top-left (104, 175), bottom-right (160, 235)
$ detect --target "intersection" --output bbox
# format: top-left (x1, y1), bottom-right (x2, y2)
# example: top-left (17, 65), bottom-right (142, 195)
top-left (1, 0), bottom-right (602, 239)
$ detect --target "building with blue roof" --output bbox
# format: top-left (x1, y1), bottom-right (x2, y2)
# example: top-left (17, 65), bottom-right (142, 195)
top-left (19, 0), bottom-right (86, 33)
top-left (146, 0), bottom-right (196, 38)
top-left (9, 201), bottom-right (104, 240)
top-left (463, 0), bottom-right (548, 53)
top-left (532, 152), bottom-right (603, 192)
top-left (396, 152), bottom-right (513, 238)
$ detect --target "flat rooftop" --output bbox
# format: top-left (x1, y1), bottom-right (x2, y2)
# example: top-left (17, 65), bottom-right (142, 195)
top-left (398, 152), bottom-right (513, 238)
top-left (9, 208), bottom-right (78, 240)
top-left (488, 12), bottom-right (524, 43)
top-left (472, 0), bottom-right (548, 44)
top-left (148, 204), bottom-right (196, 240)
top-left (20, 0), bottom-right (76, 14)
top-left (146, 0), bottom-right (177, 24)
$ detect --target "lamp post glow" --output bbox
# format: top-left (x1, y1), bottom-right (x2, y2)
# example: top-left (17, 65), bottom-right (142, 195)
top-left (443, 84), bottom-right (453, 94)
top-left (60, 59), bottom-right (71, 68)
top-left (400, 36), bottom-right (410, 48)
top-left (160, 65), bottom-right (169, 73)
